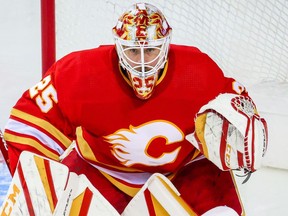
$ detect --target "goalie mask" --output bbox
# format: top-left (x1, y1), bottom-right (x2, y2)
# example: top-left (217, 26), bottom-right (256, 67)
top-left (113, 3), bottom-right (172, 100)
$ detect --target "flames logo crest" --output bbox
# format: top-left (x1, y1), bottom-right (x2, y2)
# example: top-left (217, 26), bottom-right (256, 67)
top-left (104, 120), bottom-right (184, 167)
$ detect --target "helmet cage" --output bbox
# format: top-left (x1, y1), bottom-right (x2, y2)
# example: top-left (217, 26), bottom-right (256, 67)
top-left (114, 34), bottom-right (171, 78)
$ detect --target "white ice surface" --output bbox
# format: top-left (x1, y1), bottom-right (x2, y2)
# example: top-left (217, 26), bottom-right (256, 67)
top-left (1, 1), bottom-right (288, 215)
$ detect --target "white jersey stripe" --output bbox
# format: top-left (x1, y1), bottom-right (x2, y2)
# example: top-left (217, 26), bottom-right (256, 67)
top-left (5, 119), bottom-right (65, 155)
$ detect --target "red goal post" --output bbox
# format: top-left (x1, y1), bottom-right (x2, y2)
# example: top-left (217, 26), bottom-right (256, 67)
top-left (41, 0), bottom-right (55, 77)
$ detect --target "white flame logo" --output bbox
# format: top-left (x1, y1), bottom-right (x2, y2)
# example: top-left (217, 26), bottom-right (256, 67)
top-left (104, 120), bottom-right (184, 166)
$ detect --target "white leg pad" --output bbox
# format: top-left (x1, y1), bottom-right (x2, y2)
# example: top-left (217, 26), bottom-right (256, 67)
top-left (202, 206), bottom-right (239, 216)
top-left (121, 173), bottom-right (197, 216)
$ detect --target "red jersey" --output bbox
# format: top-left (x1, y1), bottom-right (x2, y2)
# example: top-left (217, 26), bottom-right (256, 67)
top-left (4, 44), bottom-right (247, 197)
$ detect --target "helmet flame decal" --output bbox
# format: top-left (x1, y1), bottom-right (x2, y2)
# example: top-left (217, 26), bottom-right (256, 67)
top-left (113, 3), bottom-right (171, 41)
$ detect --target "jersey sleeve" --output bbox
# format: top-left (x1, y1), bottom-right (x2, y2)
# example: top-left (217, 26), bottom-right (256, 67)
top-left (4, 61), bottom-right (75, 174)
top-left (202, 52), bottom-right (249, 97)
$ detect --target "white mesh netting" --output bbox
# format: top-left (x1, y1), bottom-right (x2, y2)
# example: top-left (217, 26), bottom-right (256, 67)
top-left (56, 0), bottom-right (288, 86)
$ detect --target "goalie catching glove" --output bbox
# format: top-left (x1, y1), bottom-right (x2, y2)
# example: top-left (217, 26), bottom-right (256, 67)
top-left (186, 93), bottom-right (268, 173)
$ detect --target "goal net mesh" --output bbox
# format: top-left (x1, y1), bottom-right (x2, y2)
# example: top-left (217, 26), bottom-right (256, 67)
top-left (55, 0), bottom-right (288, 86)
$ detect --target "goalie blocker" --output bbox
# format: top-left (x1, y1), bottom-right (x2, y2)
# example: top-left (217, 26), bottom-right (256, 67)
top-left (186, 93), bottom-right (268, 173)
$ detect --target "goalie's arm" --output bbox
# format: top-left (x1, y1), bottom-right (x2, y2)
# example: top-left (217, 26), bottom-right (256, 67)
top-left (4, 64), bottom-right (75, 174)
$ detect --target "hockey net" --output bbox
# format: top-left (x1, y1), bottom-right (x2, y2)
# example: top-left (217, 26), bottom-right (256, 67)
top-left (43, 0), bottom-right (288, 170)
top-left (54, 0), bottom-right (288, 86)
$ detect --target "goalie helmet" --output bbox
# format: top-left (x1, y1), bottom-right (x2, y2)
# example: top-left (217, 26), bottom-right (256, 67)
top-left (113, 3), bottom-right (172, 100)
